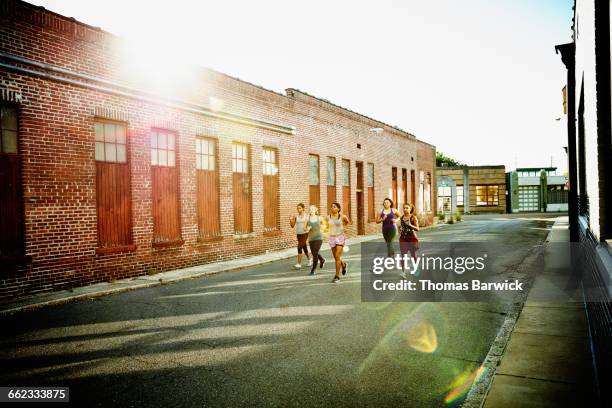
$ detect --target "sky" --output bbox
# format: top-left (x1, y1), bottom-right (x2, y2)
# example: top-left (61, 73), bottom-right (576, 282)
top-left (29, 0), bottom-right (574, 172)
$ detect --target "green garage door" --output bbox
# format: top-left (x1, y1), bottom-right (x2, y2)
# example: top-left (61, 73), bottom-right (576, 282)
top-left (518, 186), bottom-right (539, 212)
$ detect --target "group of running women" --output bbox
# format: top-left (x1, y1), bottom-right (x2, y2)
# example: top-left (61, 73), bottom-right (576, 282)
top-left (290, 202), bottom-right (350, 283)
top-left (290, 198), bottom-right (419, 283)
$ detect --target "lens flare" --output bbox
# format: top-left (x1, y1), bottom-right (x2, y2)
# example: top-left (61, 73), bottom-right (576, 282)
top-left (406, 320), bottom-right (437, 353)
top-left (442, 365), bottom-right (488, 406)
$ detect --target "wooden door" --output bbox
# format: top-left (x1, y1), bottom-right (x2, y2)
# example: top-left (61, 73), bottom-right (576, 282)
top-left (263, 147), bottom-right (279, 231)
top-left (410, 170), bottom-right (416, 206)
top-left (392, 167), bottom-right (398, 207)
top-left (0, 106), bottom-right (24, 257)
top-left (151, 130), bottom-right (181, 243)
top-left (356, 162), bottom-right (365, 235)
top-left (309, 154), bottom-right (320, 208)
top-left (342, 159), bottom-right (351, 220)
top-left (152, 166), bottom-right (180, 242)
top-left (233, 143), bottom-right (252, 234)
top-left (402, 168), bottom-right (408, 207)
top-left (96, 162), bottom-right (131, 246)
top-left (196, 138), bottom-right (220, 239)
top-left (326, 157), bottom-right (336, 213)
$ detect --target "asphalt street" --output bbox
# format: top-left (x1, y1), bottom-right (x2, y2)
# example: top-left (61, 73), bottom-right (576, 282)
top-left (0, 215), bottom-right (557, 407)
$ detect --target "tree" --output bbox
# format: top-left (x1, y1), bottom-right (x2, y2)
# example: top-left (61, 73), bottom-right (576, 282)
top-left (436, 152), bottom-right (463, 167)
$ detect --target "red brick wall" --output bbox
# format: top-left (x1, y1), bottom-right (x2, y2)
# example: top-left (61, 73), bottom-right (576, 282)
top-left (416, 141), bottom-right (437, 226)
top-left (0, 0), bottom-right (436, 299)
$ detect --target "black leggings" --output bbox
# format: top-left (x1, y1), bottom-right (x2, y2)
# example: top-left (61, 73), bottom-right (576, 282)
top-left (297, 233), bottom-right (309, 256)
top-left (308, 240), bottom-right (325, 273)
top-left (383, 228), bottom-right (396, 257)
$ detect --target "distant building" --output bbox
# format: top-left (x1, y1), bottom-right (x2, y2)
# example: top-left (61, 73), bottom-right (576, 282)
top-left (436, 165), bottom-right (506, 214)
top-left (506, 167), bottom-right (568, 213)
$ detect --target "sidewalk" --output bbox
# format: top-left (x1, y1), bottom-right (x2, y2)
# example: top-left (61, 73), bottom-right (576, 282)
top-left (0, 233), bottom-right (383, 316)
top-left (480, 216), bottom-right (597, 407)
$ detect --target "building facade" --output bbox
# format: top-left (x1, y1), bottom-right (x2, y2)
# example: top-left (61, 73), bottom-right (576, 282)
top-left (506, 167), bottom-right (569, 213)
top-left (436, 165), bottom-right (506, 214)
top-left (556, 0), bottom-right (612, 402)
top-left (0, 0), bottom-right (436, 300)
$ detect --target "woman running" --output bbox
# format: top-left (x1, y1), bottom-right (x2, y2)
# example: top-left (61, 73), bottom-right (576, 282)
top-left (325, 202), bottom-right (350, 283)
top-left (399, 203), bottom-right (420, 278)
top-left (305, 205), bottom-right (325, 276)
top-left (289, 203), bottom-right (311, 269)
top-left (375, 198), bottom-right (401, 257)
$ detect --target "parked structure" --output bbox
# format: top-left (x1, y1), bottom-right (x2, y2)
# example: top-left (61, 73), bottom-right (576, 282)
top-left (0, 0), bottom-right (435, 299)
top-left (506, 167), bottom-right (569, 213)
top-left (557, 0), bottom-right (612, 402)
top-left (436, 165), bottom-right (506, 214)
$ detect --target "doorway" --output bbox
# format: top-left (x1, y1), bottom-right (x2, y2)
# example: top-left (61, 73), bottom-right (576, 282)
top-left (356, 162), bottom-right (365, 235)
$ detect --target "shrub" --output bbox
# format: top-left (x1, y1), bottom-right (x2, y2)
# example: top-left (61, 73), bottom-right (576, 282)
top-left (438, 212), bottom-right (446, 222)
top-left (455, 211), bottom-right (462, 222)
top-left (447, 216), bottom-right (456, 224)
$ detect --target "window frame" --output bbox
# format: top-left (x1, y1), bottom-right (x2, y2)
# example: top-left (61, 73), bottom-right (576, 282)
top-left (475, 185), bottom-right (500, 206)
top-left (151, 128), bottom-right (177, 168)
top-left (0, 105), bottom-right (19, 155)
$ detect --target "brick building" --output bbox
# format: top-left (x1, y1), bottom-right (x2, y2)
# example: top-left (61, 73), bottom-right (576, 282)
top-left (557, 0), bottom-right (612, 401)
top-left (0, 0), bottom-right (436, 300)
top-left (436, 165), bottom-right (506, 214)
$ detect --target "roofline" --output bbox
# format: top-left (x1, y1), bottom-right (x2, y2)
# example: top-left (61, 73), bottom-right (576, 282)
top-left (436, 165), bottom-right (506, 170)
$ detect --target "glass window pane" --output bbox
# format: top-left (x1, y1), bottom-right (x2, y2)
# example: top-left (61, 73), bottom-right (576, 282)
top-left (201, 155), bottom-right (208, 170)
top-left (151, 149), bottom-right (158, 165)
top-left (168, 134), bottom-right (175, 151)
top-left (104, 124), bottom-right (116, 143)
top-left (2, 130), bottom-right (17, 153)
top-left (158, 133), bottom-right (167, 149)
top-left (116, 144), bottom-right (126, 163)
top-left (270, 150), bottom-right (275, 164)
top-left (209, 156), bottom-right (215, 170)
top-left (209, 140), bottom-right (215, 154)
top-left (116, 126), bottom-right (126, 144)
top-left (1, 107), bottom-right (17, 130)
top-left (95, 141), bottom-right (105, 161)
top-left (159, 149), bottom-right (167, 166)
top-left (94, 123), bottom-right (104, 141)
top-left (232, 159), bottom-right (237, 172)
top-left (151, 133), bottom-right (158, 148)
top-left (196, 155), bottom-right (201, 170)
top-left (105, 142), bottom-right (116, 162)
top-left (195, 140), bottom-right (201, 154)
top-left (263, 149), bottom-right (269, 163)
top-left (232, 144), bottom-right (237, 159)
top-left (168, 150), bottom-right (175, 166)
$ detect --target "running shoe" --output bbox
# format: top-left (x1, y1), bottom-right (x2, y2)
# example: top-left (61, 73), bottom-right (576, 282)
top-left (294, 263), bottom-right (302, 269)
top-left (320, 257), bottom-right (325, 269)
top-left (331, 276), bottom-right (340, 283)
top-left (308, 258), bottom-right (313, 267)
top-left (400, 271), bottom-right (407, 279)
top-left (342, 262), bottom-right (347, 275)
top-left (309, 271), bottom-right (316, 276)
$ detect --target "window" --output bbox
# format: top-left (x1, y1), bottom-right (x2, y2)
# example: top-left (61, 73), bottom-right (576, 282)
top-left (151, 129), bottom-right (181, 244)
top-left (476, 185), bottom-right (499, 206)
top-left (263, 147), bottom-right (280, 232)
top-left (196, 138), bottom-right (215, 170)
top-left (327, 157), bottom-right (336, 185)
top-left (391, 167), bottom-right (398, 207)
top-left (233, 143), bottom-right (252, 233)
top-left (326, 157), bottom-right (336, 212)
top-left (196, 137), bottom-right (220, 239)
top-left (418, 171), bottom-right (424, 213)
top-left (457, 185), bottom-right (464, 207)
top-left (1, 106), bottom-right (18, 154)
top-left (232, 143), bottom-right (249, 173)
top-left (309, 154), bottom-right (320, 208)
top-left (263, 148), bottom-right (278, 175)
top-left (151, 131), bottom-right (176, 167)
top-left (437, 186), bottom-right (452, 213)
top-left (0, 106), bottom-right (24, 257)
top-left (95, 120), bottom-right (132, 249)
top-left (367, 163), bottom-right (375, 220)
